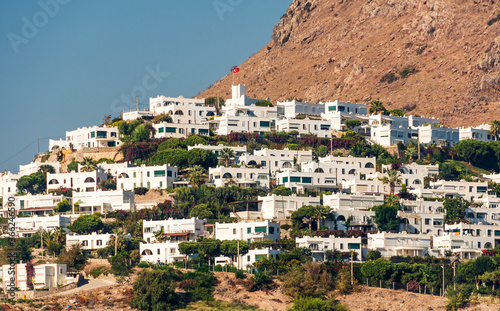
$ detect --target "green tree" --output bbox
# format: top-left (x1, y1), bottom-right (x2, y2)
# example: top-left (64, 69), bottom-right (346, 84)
top-left (281, 262), bottom-right (334, 299)
top-left (374, 204), bottom-right (400, 231)
top-left (132, 124), bottom-right (152, 142)
top-left (80, 157), bottom-right (97, 172)
top-left (379, 169), bottom-right (402, 196)
top-left (178, 241), bottom-right (199, 267)
top-left (184, 135), bottom-right (207, 146)
top-left (132, 268), bottom-right (183, 311)
top-left (344, 119), bottom-right (361, 129)
top-left (189, 203), bottom-right (213, 219)
top-left (389, 109), bottom-right (405, 117)
top-left (17, 170), bottom-right (47, 194)
top-left (316, 145), bottom-right (329, 158)
top-left (188, 165), bottom-right (207, 188)
top-left (366, 249), bottom-right (382, 261)
top-left (220, 240), bottom-right (248, 263)
top-left (490, 119), bottom-right (500, 141)
top-left (67, 159), bottom-right (79, 172)
top-left (58, 244), bottom-right (87, 270)
top-left (55, 199), bottom-right (71, 213)
top-left (369, 100), bottom-right (387, 115)
top-left (198, 239), bottom-right (221, 266)
top-left (220, 147), bottom-right (235, 167)
top-left (272, 186), bottom-right (292, 196)
top-left (158, 138), bottom-right (186, 151)
top-left (39, 165), bottom-right (56, 174)
top-left (290, 297), bottom-right (349, 311)
top-left (255, 100), bottom-right (273, 107)
top-left (68, 214), bottom-right (104, 234)
top-left (188, 149), bottom-right (217, 169)
top-left (443, 197), bottom-right (469, 224)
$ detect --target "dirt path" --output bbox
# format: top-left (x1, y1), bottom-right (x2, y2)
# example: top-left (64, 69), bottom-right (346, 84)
top-left (49, 278), bottom-right (116, 297)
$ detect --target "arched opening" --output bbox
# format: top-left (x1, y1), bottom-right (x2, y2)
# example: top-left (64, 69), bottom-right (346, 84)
top-left (315, 168), bottom-right (324, 173)
top-left (51, 146), bottom-right (60, 151)
top-left (174, 110), bottom-right (184, 115)
top-left (84, 177), bottom-right (95, 183)
top-left (248, 160), bottom-right (257, 166)
top-left (141, 249), bottom-right (153, 255)
top-left (118, 173), bottom-right (130, 178)
top-left (337, 215), bottom-right (346, 222)
top-left (48, 179), bottom-right (59, 185)
top-left (413, 179), bottom-right (421, 185)
top-left (348, 169), bottom-right (356, 175)
top-left (282, 162), bottom-right (292, 168)
top-left (365, 162), bottom-right (375, 168)
top-left (222, 173), bottom-right (233, 179)
top-left (206, 111), bottom-right (215, 117)
top-left (485, 242), bottom-right (493, 249)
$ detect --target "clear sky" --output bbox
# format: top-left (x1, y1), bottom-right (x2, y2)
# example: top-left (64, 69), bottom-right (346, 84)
top-left (0, 0), bottom-right (292, 173)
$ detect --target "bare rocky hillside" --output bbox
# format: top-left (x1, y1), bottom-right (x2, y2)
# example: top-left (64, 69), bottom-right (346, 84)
top-left (200, 0), bottom-right (500, 127)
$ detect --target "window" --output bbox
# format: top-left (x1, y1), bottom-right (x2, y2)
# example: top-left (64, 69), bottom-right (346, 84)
top-left (255, 226), bottom-right (267, 233)
top-left (157, 249), bottom-right (161, 255)
top-left (165, 127), bottom-right (176, 133)
top-left (283, 177), bottom-right (289, 183)
top-left (97, 131), bottom-right (107, 138)
top-left (158, 127), bottom-right (164, 133)
top-left (329, 106), bottom-right (336, 111)
top-left (348, 243), bottom-right (360, 249)
top-left (247, 255), bottom-right (250, 261)
top-left (96, 240), bottom-right (102, 246)
top-left (290, 177), bottom-right (301, 183)
top-left (167, 170), bottom-right (172, 177)
top-left (90, 132), bottom-right (95, 138)
top-left (425, 219), bottom-right (430, 225)
top-left (260, 121), bottom-right (270, 127)
top-left (154, 170), bottom-right (166, 177)
top-left (233, 229), bottom-right (237, 235)
top-left (133, 172), bottom-right (137, 178)
top-left (302, 177), bottom-right (312, 183)
top-left (269, 227), bottom-right (275, 234)
top-left (82, 240), bottom-right (88, 246)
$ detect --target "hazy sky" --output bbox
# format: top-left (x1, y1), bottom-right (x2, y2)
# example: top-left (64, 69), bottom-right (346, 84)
top-left (0, 0), bottom-right (292, 173)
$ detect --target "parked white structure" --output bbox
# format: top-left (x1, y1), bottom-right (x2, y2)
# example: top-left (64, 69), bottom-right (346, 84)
top-left (153, 122), bottom-right (211, 138)
top-left (66, 232), bottom-right (114, 250)
top-left (215, 220), bottom-right (280, 242)
top-left (368, 232), bottom-right (433, 257)
top-left (143, 217), bottom-right (207, 243)
top-left (49, 125), bottom-right (121, 150)
top-left (258, 194), bottom-right (321, 220)
top-left (117, 164), bottom-right (178, 190)
top-left (15, 215), bottom-right (71, 237)
top-left (209, 166), bottom-right (270, 189)
top-left (73, 189), bottom-right (135, 214)
top-left (19, 161), bottom-right (61, 176)
top-left (1, 263), bottom-right (67, 290)
top-left (47, 171), bottom-right (108, 193)
top-left (296, 235), bottom-right (363, 261)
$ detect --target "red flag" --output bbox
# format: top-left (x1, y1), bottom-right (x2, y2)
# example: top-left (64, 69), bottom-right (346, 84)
top-left (233, 67), bottom-right (240, 73)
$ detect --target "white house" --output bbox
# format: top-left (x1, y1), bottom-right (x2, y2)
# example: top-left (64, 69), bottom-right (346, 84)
top-left (1, 193), bottom-right (69, 217)
top-left (411, 180), bottom-right (489, 201)
top-left (142, 217), bottom-right (207, 243)
top-left (276, 169), bottom-right (339, 193)
top-left (418, 125), bottom-right (460, 147)
top-left (382, 163), bottom-right (439, 189)
top-left (66, 232), bottom-right (113, 251)
top-left (122, 109), bottom-right (154, 121)
top-left (276, 117), bottom-right (331, 137)
top-left (0, 172), bottom-right (19, 197)
top-left (49, 125), bottom-right (121, 151)
top-left (148, 95), bottom-right (215, 122)
top-left (459, 124), bottom-right (495, 142)
top-left (19, 161), bottom-right (61, 176)
top-left (215, 248), bottom-right (281, 269)
top-left (139, 241), bottom-right (186, 264)
top-left (15, 215), bottom-right (71, 237)
top-left (47, 171), bottom-right (108, 193)
top-left (277, 100), bottom-right (324, 118)
top-left (258, 194), bottom-right (321, 220)
top-left (1, 263), bottom-right (67, 290)
top-left (210, 114), bottom-right (275, 136)
top-left (295, 235), bottom-right (363, 261)
top-left (371, 125), bottom-right (419, 147)
top-left (209, 166), bottom-right (271, 189)
top-left (188, 144), bottom-right (247, 157)
top-left (73, 189), bottom-right (135, 214)
top-left (215, 220), bottom-right (280, 242)
top-left (117, 164), bottom-right (178, 190)
top-left (323, 193), bottom-right (384, 211)
top-left (153, 122), bottom-right (211, 139)
top-left (368, 232), bottom-right (433, 257)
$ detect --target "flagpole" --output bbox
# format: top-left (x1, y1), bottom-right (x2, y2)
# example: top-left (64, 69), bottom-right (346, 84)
top-left (232, 71), bottom-right (235, 86)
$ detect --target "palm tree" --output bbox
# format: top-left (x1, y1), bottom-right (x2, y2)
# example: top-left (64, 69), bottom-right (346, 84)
top-left (490, 120), bottom-right (500, 141)
top-left (80, 157), bottom-right (97, 172)
top-left (220, 147), bottom-right (234, 167)
top-left (111, 227), bottom-right (125, 255)
top-left (369, 100), bottom-right (387, 115)
top-left (406, 146), bottom-right (418, 163)
top-left (312, 205), bottom-right (330, 230)
top-left (188, 165), bottom-right (207, 188)
top-left (378, 169), bottom-right (402, 196)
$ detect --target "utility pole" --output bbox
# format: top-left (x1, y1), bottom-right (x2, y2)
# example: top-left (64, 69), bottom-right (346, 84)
top-left (350, 251), bottom-right (354, 285)
top-left (442, 264), bottom-right (445, 296)
top-left (237, 240), bottom-right (240, 270)
top-left (453, 261), bottom-right (457, 290)
top-left (40, 227), bottom-right (43, 259)
top-left (115, 233), bottom-right (118, 256)
top-left (136, 96), bottom-right (139, 111)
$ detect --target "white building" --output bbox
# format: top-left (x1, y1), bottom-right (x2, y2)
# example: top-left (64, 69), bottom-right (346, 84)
top-left (382, 163), bottom-right (439, 189)
top-left (47, 171), bottom-right (108, 193)
top-left (153, 122), bottom-right (211, 139)
top-left (209, 166), bottom-right (270, 189)
top-left (49, 125), bottom-right (121, 151)
top-left (276, 117), bottom-right (331, 137)
top-left (211, 114), bottom-right (275, 135)
top-left (411, 180), bottom-right (489, 201)
top-left (277, 100), bottom-right (324, 118)
top-left (142, 217), bottom-right (207, 243)
top-left (295, 235), bottom-right (363, 261)
top-left (139, 241), bottom-right (186, 264)
top-left (459, 124), bottom-right (495, 142)
top-left (371, 125), bottom-right (419, 147)
top-left (66, 232), bottom-right (113, 251)
top-left (276, 170), bottom-right (339, 193)
top-left (19, 161), bottom-right (61, 176)
top-left (188, 144), bottom-right (247, 157)
top-left (258, 194), bottom-right (321, 220)
top-left (15, 215), bottom-right (71, 237)
top-left (149, 95), bottom-right (215, 122)
top-left (0, 172), bottom-right (19, 197)
top-left (122, 109), bottom-right (154, 121)
top-left (215, 220), bottom-right (280, 242)
top-left (368, 232), bottom-right (433, 257)
top-left (418, 125), bottom-right (460, 146)
top-left (323, 193), bottom-right (384, 211)
top-left (73, 189), bottom-right (135, 214)
top-left (216, 248), bottom-right (282, 269)
top-left (1, 193), bottom-right (69, 217)
top-left (1, 263), bottom-right (67, 290)
top-left (117, 164), bottom-right (178, 190)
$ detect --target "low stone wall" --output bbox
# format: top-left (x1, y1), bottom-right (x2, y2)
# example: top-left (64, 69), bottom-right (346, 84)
top-left (16, 275), bottom-right (82, 299)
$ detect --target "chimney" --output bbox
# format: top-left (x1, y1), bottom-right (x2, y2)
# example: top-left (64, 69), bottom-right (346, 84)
top-left (136, 96), bottom-right (139, 111)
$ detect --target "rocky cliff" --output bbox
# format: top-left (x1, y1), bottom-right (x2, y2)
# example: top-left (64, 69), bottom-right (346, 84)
top-left (199, 0), bottom-right (500, 126)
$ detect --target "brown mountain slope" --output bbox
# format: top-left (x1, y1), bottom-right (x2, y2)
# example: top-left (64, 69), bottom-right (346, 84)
top-left (199, 0), bottom-right (500, 127)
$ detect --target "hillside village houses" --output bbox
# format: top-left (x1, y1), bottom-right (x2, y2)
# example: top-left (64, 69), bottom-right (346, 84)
top-left (1, 263), bottom-right (70, 290)
top-left (5, 82), bottom-right (500, 284)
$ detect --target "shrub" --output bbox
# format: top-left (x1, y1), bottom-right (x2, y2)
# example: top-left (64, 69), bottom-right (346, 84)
top-left (487, 13), bottom-right (500, 26)
top-left (250, 272), bottom-right (275, 292)
top-left (134, 187), bottom-right (149, 195)
top-left (399, 66), bottom-right (417, 79)
top-left (290, 297), bottom-right (349, 311)
top-left (380, 72), bottom-right (398, 84)
top-left (235, 270), bottom-right (246, 279)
